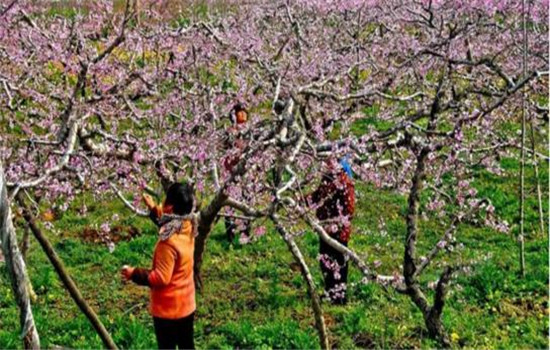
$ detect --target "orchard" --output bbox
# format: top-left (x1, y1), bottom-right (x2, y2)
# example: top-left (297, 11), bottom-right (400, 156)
top-left (0, 1), bottom-right (548, 349)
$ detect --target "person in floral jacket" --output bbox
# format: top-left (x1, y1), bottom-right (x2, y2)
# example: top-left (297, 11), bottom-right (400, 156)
top-left (309, 158), bottom-right (355, 304)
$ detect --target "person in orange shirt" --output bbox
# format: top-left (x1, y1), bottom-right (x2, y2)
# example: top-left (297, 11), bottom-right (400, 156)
top-left (121, 183), bottom-right (196, 349)
top-left (223, 103), bottom-right (251, 242)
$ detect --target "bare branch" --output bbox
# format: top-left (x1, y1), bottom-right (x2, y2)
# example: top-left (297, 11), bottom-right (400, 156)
top-left (272, 215), bottom-right (329, 350)
top-left (109, 183), bottom-right (148, 217)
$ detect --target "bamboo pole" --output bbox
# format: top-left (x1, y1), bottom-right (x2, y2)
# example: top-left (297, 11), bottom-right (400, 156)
top-left (528, 120), bottom-right (545, 234)
top-left (518, 0), bottom-right (528, 278)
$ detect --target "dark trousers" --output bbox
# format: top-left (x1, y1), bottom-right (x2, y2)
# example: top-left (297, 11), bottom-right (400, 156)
top-left (153, 313), bottom-right (195, 350)
top-left (319, 239), bottom-right (349, 304)
top-left (225, 217), bottom-right (250, 242)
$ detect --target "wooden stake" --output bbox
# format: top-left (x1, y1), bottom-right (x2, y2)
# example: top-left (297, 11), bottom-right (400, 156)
top-left (518, 0), bottom-right (528, 278)
top-left (17, 194), bottom-right (118, 350)
top-left (0, 163), bottom-right (40, 349)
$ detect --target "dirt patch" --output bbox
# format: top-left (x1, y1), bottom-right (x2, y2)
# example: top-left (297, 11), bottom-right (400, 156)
top-left (289, 261), bottom-right (301, 272)
top-left (352, 333), bottom-right (377, 349)
top-left (81, 225), bottom-right (140, 246)
top-left (504, 297), bottom-right (546, 317)
top-left (111, 225), bottom-right (141, 242)
top-left (42, 209), bottom-right (58, 222)
top-left (324, 313), bottom-right (336, 328)
top-left (245, 298), bottom-right (258, 311)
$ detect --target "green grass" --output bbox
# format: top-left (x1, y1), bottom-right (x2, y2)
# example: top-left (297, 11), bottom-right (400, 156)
top-left (0, 158), bottom-right (548, 349)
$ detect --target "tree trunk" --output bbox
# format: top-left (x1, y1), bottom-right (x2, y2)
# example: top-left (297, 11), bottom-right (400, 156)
top-left (403, 149), bottom-right (451, 347)
top-left (0, 163), bottom-right (40, 349)
top-left (17, 195), bottom-right (118, 350)
top-left (133, 0), bottom-right (140, 26)
top-left (19, 226), bottom-right (38, 302)
top-left (424, 267), bottom-right (454, 347)
top-left (425, 312), bottom-right (450, 347)
top-left (20, 226), bottom-right (30, 261)
top-left (193, 134), bottom-right (270, 290)
top-left (193, 190), bottom-right (228, 291)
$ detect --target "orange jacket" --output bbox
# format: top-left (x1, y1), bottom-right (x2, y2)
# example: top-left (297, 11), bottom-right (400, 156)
top-left (131, 220), bottom-right (196, 319)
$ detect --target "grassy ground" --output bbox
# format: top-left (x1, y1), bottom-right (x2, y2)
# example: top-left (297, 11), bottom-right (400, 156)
top-left (1, 2), bottom-right (547, 349)
top-left (0, 157), bottom-right (547, 349)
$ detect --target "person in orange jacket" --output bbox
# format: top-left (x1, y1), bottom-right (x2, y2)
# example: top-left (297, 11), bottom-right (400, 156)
top-left (121, 183), bottom-right (196, 349)
top-left (223, 103), bottom-right (251, 242)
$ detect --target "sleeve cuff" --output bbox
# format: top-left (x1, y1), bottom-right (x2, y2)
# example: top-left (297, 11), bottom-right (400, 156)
top-left (149, 207), bottom-right (162, 227)
top-left (131, 268), bottom-right (150, 286)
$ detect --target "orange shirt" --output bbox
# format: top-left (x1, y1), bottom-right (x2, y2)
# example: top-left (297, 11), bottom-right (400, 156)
top-left (147, 220), bottom-right (195, 319)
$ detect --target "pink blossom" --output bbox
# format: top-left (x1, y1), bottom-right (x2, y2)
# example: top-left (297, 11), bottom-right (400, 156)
top-left (100, 222), bottom-right (111, 233)
top-left (254, 226), bottom-right (266, 237)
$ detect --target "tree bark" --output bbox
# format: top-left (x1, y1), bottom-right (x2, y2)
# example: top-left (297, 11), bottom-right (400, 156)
top-left (193, 190), bottom-right (228, 291)
top-left (403, 148), bottom-right (430, 305)
top-left (0, 163), bottom-right (40, 349)
top-left (425, 267), bottom-right (453, 347)
top-left (20, 226), bottom-right (30, 261)
top-left (193, 132), bottom-right (273, 290)
top-left (19, 225), bottom-right (38, 302)
top-left (17, 195), bottom-right (118, 350)
top-left (403, 149), bottom-right (451, 346)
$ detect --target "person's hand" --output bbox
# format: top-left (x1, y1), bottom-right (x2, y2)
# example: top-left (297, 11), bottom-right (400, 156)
top-left (142, 194), bottom-right (156, 210)
top-left (121, 265), bottom-right (135, 282)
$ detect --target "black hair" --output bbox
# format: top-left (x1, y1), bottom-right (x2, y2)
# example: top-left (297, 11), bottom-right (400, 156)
top-left (273, 100), bottom-right (286, 115)
top-left (233, 103), bottom-right (245, 112)
top-left (164, 182), bottom-right (194, 215)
